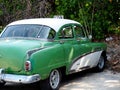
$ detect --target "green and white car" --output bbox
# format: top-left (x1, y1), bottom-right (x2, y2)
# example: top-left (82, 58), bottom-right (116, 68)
top-left (0, 18), bottom-right (107, 90)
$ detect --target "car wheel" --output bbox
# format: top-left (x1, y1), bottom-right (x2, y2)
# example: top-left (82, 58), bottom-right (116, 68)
top-left (96, 55), bottom-right (105, 72)
top-left (41, 69), bottom-right (61, 90)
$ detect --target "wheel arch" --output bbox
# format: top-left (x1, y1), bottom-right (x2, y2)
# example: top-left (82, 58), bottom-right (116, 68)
top-left (101, 50), bottom-right (107, 61)
top-left (58, 66), bottom-right (67, 76)
top-left (49, 66), bottom-right (67, 77)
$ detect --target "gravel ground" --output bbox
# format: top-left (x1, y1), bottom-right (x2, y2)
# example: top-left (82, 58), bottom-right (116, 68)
top-left (60, 70), bottom-right (120, 90)
top-left (106, 37), bottom-right (120, 72)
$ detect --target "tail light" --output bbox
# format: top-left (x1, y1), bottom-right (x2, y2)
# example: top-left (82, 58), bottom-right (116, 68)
top-left (25, 61), bottom-right (31, 71)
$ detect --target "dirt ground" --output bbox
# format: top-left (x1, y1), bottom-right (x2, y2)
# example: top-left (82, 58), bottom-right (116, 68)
top-left (60, 70), bottom-right (120, 90)
top-left (106, 35), bottom-right (120, 72)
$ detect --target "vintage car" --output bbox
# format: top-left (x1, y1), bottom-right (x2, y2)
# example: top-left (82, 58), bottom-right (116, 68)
top-left (0, 18), bottom-right (107, 90)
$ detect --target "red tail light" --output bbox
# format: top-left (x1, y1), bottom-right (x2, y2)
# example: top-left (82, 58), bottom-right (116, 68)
top-left (25, 61), bottom-right (31, 71)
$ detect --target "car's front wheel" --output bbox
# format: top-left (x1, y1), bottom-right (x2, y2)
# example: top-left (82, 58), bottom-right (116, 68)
top-left (41, 69), bottom-right (61, 90)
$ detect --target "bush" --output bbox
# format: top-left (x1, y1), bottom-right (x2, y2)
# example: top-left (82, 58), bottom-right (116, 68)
top-left (0, 26), bottom-right (3, 33)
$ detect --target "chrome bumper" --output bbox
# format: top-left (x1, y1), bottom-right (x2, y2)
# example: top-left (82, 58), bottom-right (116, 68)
top-left (0, 69), bottom-right (40, 84)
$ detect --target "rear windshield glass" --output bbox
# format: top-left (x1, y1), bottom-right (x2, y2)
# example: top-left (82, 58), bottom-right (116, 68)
top-left (1, 24), bottom-right (56, 39)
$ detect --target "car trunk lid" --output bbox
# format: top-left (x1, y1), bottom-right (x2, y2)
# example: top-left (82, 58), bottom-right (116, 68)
top-left (0, 39), bottom-right (41, 73)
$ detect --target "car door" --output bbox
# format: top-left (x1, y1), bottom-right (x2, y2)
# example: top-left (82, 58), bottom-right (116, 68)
top-left (58, 24), bottom-right (90, 73)
top-left (69, 24), bottom-right (94, 73)
top-left (58, 25), bottom-right (78, 71)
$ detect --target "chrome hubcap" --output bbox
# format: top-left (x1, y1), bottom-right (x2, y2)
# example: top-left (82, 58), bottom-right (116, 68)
top-left (98, 56), bottom-right (104, 69)
top-left (50, 70), bottom-right (60, 89)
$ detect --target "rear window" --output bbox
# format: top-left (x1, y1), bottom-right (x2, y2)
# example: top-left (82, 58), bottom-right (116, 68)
top-left (1, 24), bottom-right (56, 39)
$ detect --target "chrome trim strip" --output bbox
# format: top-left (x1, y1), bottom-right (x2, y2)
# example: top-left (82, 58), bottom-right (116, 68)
top-left (0, 71), bottom-right (40, 84)
top-left (69, 51), bottom-right (102, 72)
top-left (26, 47), bottom-right (46, 60)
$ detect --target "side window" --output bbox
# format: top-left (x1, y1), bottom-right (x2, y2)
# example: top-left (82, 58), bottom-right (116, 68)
top-left (38, 26), bottom-right (56, 39)
top-left (58, 26), bottom-right (73, 39)
top-left (48, 29), bottom-right (56, 39)
top-left (74, 25), bottom-right (85, 38)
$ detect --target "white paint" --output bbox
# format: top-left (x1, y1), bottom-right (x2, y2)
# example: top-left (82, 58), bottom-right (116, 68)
top-left (7, 18), bottom-right (79, 32)
top-left (70, 51), bottom-right (102, 71)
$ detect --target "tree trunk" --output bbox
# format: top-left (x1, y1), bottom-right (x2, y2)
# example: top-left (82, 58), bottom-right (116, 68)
top-left (25, 0), bottom-right (31, 18)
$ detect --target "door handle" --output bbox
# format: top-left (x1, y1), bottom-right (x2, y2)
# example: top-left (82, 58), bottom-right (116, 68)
top-left (77, 38), bottom-right (81, 42)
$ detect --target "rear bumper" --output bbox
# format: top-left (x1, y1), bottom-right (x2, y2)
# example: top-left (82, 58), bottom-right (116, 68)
top-left (0, 68), bottom-right (40, 84)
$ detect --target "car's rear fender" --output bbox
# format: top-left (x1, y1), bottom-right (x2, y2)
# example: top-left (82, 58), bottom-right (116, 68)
top-left (29, 45), bottom-right (66, 80)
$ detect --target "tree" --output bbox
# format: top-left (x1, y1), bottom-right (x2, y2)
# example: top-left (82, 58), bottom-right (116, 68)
top-left (54, 0), bottom-right (120, 39)
top-left (0, 0), bottom-right (119, 39)
top-left (0, 0), bottom-right (26, 26)
top-left (0, 0), bottom-right (55, 26)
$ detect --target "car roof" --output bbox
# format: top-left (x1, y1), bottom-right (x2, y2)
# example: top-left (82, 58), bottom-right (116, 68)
top-left (7, 18), bottom-right (80, 32)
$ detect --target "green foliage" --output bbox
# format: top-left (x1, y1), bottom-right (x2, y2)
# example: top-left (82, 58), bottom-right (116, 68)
top-left (0, 11), bottom-right (3, 15)
top-left (0, 26), bottom-right (3, 33)
top-left (54, 0), bottom-right (120, 40)
top-left (0, 0), bottom-right (53, 26)
top-left (0, 0), bottom-right (119, 40)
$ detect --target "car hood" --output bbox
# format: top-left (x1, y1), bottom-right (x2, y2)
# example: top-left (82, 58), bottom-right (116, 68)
top-left (0, 39), bottom-right (42, 73)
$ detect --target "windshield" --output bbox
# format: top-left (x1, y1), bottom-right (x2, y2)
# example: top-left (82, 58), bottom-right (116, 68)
top-left (1, 24), bottom-right (56, 39)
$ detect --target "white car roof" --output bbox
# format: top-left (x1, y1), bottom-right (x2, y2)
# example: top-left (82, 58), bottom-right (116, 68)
top-left (7, 18), bottom-right (80, 32)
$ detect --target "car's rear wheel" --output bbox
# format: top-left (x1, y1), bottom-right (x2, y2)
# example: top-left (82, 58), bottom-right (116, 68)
top-left (95, 55), bottom-right (105, 71)
top-left (41, 69), bottom-right (61, 90)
